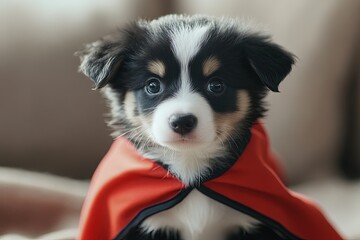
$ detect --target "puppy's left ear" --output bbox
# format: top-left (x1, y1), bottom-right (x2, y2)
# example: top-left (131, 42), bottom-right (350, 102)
top-left (244, 36), bottom-right (295, 92)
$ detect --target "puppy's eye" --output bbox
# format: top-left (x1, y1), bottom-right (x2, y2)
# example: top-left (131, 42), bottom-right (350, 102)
top-left (207, 78), bottom-right (226, 96)
top-left (145, 78), bottom-right (163, 95)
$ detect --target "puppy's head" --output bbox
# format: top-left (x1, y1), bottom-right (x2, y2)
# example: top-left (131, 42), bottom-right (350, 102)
top-left (77, 15), bottom-right (294, 181)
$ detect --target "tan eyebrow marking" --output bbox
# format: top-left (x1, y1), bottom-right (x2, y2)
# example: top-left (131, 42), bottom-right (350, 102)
top-left (148, 60), bottom-right (166, 77)
top-left (203, 56), bottom-right (221, 76)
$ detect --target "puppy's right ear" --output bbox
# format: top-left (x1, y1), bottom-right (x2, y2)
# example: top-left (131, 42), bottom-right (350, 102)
top-left (75, 25), bottom-right (141, 89)
top-left (75, 33), bottom-right (124, 89)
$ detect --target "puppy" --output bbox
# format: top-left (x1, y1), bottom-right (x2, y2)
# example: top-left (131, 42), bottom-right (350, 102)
top-left (76, 15), bottom-right (342, 240)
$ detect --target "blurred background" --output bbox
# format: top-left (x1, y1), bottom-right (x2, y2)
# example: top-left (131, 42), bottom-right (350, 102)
top-left (1, 0), bottom-right (359, 239)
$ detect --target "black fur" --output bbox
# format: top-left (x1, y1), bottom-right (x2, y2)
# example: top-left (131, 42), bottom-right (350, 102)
top-left (76, 23), bottom-right (145, 89)
top-left (124, 225), bottom-right (283, 240)
top-left (124, 227), bottom-right (182, 240)
top-left (227, 225), bottom-right (284, 240)
top-left (242, 35), bottom-right (295, 92)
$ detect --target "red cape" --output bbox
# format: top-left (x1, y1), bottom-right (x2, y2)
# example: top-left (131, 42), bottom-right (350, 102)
top-left (78, 123), bottom-right (343, 240)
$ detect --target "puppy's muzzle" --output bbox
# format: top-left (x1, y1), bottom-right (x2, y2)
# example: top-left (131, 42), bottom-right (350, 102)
top-left (169, 114), bottom-right (197, 135)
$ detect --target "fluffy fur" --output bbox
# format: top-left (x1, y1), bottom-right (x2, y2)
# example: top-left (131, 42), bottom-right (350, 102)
top-left (77, 14), bottom-right (294, 240)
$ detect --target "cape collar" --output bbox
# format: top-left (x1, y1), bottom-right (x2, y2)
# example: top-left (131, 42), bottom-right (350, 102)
top-left (78, 122), bottom-right (343, 240)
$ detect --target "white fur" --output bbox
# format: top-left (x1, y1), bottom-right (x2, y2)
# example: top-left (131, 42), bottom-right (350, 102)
top-left (148, 91), bottom-right (221, 185)
top-left (170, 23), bottom-right (209, 98)
top-left (101, 86), bottom-right (125, 138)
top-left (143, 190), bottom-right (259, 240)
top-left (151, 92), bottom-right (215, 148)
top-left (143, 143), bottom-right (225, 186)
top-left (170, 24), bottom-right (209, 71)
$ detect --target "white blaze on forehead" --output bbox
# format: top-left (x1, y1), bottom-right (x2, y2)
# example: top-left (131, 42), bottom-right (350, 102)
top-left (170, 25), bottom-right (210, 69)
top-left (171, 25), bottom-right (210, 95)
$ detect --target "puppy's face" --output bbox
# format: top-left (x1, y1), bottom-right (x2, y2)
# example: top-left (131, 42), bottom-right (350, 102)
top-left (77, 15), bottom-right (294, 181)
top-left (116, 26), bottom-right (255, 152)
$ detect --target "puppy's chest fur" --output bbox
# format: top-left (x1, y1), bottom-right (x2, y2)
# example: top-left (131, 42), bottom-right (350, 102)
top-left (142, 190), bottom-right (258, 240)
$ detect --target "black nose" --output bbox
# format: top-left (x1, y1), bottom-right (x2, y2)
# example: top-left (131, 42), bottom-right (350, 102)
top-left (169, 114), bottom-right (198, 135)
